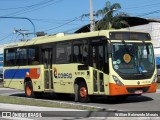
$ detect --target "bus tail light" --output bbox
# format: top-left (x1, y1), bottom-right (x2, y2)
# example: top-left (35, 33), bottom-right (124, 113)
top-left (112, 75), bottom-right (124, 86)
top-left (152, 74), bottom-right (157, 84)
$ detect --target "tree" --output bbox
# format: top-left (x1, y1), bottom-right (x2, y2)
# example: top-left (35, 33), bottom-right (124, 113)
top-left (95, 1), bottom-right (129, 30)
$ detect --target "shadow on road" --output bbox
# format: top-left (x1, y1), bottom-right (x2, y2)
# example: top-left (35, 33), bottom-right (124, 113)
top-left (89, 95), bottom-right (153, 104)
top-left (9, 92), bottom-right (153, 104)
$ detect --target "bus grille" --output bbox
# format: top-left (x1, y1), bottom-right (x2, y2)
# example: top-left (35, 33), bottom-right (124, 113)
top-left (126, 86), bottom-right (150, 93)
top-left (120, 74), bottom-right (152, 80)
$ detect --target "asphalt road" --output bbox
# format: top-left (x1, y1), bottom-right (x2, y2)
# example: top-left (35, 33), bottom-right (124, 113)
top-left (0, 88), bottom-right (160, 111)
top-left (0, 88), bottom-right (160, 119)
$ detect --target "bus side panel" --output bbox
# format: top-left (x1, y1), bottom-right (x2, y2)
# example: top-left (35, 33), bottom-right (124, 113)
top-left (3, 66), bottom-right (43, 91)
top-left (103, 74), bottom-right (110, 95)
top-left (53, 64), bottom-right (75, 93)
top-left (53, 64), bottom-right (91, 94)
top-left (3, 67), bottom-right (26, 90)
top-left (30, 66), bottom-right (44, 92)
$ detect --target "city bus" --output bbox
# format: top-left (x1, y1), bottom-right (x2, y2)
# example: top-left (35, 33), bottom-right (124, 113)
top-left (3, 30), bottom-right (157, 102)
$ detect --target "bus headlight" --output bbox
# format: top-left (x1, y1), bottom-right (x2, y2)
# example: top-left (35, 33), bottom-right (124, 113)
top-left (112, 75), bottom-right (124, 86)
top-left (152, 74), bottom-right (157, 84)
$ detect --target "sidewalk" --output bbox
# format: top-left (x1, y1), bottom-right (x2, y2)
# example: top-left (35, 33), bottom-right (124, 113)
top-left (0, 103), bottom-right (85, 120)
top-left (0, 103), bottom-right (82, 111)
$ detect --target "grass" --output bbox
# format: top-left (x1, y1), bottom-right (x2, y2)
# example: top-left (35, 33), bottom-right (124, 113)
top-left (0, 95), bottom-right (100, 111)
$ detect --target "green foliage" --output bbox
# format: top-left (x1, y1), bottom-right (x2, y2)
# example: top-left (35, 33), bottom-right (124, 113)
top-left (95, 1), bottom-right (129, 30)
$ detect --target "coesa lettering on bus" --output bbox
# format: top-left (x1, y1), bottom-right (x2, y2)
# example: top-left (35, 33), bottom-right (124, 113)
top-left (54, 68), bottom-right (72, 79)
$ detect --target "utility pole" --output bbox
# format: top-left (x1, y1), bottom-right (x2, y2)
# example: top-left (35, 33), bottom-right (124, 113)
top-left (89, 0), bottom-right (95, 31)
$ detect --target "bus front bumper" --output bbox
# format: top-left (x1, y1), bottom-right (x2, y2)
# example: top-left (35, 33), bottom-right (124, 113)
top-left (109, 83), bottom-right (157, 96)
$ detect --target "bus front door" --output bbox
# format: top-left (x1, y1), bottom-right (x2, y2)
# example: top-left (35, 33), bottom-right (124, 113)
top-left (43, 49), bottom-right (53, 90)
top-left (91, 44), bottom-right (105, 94)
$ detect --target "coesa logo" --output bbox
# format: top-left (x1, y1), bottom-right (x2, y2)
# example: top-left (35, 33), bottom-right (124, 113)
top-left (54, 68), bottom-right (58, 78)
top-left (54, 68), bottom-right (72, 79)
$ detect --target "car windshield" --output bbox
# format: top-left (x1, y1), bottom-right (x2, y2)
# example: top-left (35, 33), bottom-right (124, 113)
top-left (112, 43), bottom-right (155, 74)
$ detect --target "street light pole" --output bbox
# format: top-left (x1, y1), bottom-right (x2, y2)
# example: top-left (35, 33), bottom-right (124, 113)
top-left (103, 8), bottom-right (117, 17)
top-left (0, 16), bottom-right (36, 37)
top-left (89, 0), bottom-right (95, 31)
top-left (95, 8), bottom-right (117, 30)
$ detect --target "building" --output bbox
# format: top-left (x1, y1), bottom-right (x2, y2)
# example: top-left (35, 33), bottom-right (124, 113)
top-left (123, 17), bottom-right (160, 48)
top-left (0, 44), bottom-right (5, 73)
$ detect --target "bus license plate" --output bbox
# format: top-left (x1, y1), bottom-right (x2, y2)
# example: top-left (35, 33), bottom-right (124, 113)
top-left (135, 90), bottom-right (143, 94)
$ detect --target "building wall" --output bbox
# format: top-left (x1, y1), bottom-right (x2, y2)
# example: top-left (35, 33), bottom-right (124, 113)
top-left (0, 45), bottom-right (5, 72)
top-left (0, 45), bottom-right (5, 53)
top-left (0, 53), bottom-right (3, 72)
top-left (125, 22), bottom-right (160, 47)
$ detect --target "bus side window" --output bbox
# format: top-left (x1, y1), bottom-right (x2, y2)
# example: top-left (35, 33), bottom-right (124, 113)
top-left (28, 47), bottom-right (40, 65)
top-left (5, 49), bottom-right (16, 66)
top-left (73, 45), bottom-right (83, 62)
top-left (73, 39), bottom-right (88, 64)
top-left (82, 46), bottom-right (88, 63)
top-left (16, 48), bottom-right (27, 66)
top-left (56, 42), bottom-right (71, 64)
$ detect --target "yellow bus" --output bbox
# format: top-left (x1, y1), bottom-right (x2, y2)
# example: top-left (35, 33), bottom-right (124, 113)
top-left (3, 30), bottom-right (157, 102)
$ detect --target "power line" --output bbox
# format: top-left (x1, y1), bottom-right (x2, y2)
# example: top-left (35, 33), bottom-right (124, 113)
top-left (31, 19), bottom-right (86, 25)
top-left (137, 9), bottom-right (160, 17)
top-left (0, 0), bottom-right (54, 11)
top-left (11, 0), bottom-right (64, 17)
top-left (124, 1), bottom-right (160, 11)
top-left (31, 18), bottom-right (89, 22)
top-left (115, 1), bottom-right (160, 18)
top-left (0, 33), bottom-right (13, 42)
top-left (43, 16), bottom-right (82, 32)
top-left (1, 0), bottom-right (57, 17)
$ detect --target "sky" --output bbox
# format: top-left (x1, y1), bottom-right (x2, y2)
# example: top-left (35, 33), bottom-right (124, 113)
top-left (0, 0), bottom-right (160, 44)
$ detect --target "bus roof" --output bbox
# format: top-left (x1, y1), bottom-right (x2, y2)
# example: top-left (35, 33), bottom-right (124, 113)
top-left (4, 30), bottom-right (150, 49)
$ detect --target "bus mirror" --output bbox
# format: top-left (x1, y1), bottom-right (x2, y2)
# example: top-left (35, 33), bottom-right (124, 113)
top-left (107, 44), bottom-right (112, 54)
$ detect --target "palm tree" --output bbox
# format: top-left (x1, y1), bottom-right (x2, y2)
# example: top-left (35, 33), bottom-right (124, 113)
top-left (95, 1), bottom-right (129, 30)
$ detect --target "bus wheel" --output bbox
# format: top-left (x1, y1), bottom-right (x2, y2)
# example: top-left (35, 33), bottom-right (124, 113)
top-left (78, 82), bottom-right (90, 103)
top-left (25, 81), bottom-right (34, 98)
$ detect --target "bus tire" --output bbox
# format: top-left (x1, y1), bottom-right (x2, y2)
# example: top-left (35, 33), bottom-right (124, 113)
top-left (78, 82), bottom-right (90, 103)
top-left (25, 81), bottom-right (35, 98)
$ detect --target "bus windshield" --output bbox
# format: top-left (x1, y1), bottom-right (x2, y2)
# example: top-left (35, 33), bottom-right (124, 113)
top-left (112, 43), bottom-right (154, 75)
